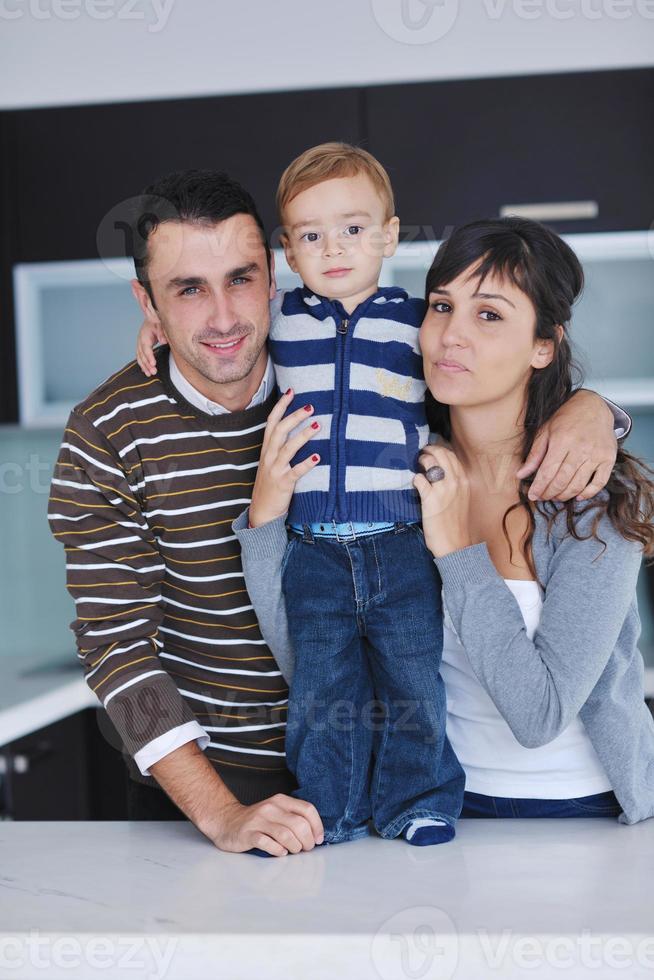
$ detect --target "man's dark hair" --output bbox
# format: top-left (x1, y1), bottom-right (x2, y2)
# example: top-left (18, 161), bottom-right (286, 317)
top-left (130, 169), bottom-right (271, 304)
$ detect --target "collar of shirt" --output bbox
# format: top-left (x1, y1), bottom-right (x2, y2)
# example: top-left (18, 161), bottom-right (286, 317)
top-left (168, 350), bottom-right (275, 415)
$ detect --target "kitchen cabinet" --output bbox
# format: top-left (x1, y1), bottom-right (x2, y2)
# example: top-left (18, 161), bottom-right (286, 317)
top-left (8, 87), bottom-right (363, 266)
top-left (366, 68), bottom-right (654, 237)
top-left (0, 709), bottom-right (127, 821)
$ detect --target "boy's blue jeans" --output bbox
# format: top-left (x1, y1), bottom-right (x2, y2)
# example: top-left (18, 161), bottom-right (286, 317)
top-left (281, 521), bottom-right (465, 843)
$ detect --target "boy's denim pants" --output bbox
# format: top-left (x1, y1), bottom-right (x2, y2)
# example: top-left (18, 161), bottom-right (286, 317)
top-left (281, 521), bottom-right (465, 843)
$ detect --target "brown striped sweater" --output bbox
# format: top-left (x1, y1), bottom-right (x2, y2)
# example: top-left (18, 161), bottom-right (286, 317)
top-left (48, 345), bottom-right (294, 803)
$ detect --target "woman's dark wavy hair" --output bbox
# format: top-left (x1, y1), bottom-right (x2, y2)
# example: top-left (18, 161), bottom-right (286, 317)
top-left (424, 216), bottom-right (654, 573)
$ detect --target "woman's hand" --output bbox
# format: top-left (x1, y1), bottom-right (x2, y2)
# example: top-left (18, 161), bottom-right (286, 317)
top-left (413, 444), bottom-right (473, 558)
top-left (248, 388), bottom-right (322, 528)
top-left (136, 318), bottom-right (167, 377)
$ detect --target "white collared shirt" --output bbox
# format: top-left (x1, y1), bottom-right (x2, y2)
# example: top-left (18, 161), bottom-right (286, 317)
top-left (168, 350), bottom-right (275, 415)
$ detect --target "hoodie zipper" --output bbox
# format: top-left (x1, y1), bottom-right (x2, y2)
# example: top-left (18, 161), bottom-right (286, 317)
top-left (332, 316), bottom-right (349, 521)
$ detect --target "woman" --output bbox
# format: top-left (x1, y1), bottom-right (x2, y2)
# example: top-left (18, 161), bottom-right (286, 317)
top-left (233, 217), bottom-right (654, 825)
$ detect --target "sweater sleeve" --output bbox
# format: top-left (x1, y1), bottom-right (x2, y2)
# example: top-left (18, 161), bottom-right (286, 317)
top-left (232, 509), bottom-right (295, 684)
top-left (48, 409), bottom-right (198, 758)
top-left (435, 507), bottom-right (643, 749)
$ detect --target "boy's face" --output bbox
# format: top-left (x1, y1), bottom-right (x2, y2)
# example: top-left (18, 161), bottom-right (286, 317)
top-left (281, 173), bottom-right (399, 312)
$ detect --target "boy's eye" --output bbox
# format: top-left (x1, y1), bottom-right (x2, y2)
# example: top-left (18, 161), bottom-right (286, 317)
top-left (430, 301), bottom-right (451, 313)
top-left (479, 310), bottom-right (502, 321)
top-left (301, 232), bottom-right (321, 243)
top-left (181, 287), bottom-right (200, 296)
top-left (230, 277), bottom-right (250, 286)
top-left (345, 225), bottom-right (362, 236)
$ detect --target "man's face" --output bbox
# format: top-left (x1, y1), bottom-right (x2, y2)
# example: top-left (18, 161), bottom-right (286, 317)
top-left (134, 214), bottom-right (274, 398)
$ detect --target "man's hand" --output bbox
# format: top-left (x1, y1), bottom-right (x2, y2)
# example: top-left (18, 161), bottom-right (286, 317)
top-left (204, 794), bottom-right (325, 857)
top-left (150, 741), bottom-right (324, 856)
top-left (516, 390), bottom-right (617, 502)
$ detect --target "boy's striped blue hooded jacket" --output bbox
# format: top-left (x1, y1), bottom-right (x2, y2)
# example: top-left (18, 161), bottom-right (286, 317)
top-left (268, 285), bottom-right (430, 525)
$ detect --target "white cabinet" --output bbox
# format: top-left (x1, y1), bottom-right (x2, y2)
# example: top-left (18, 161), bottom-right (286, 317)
top-left (382, 231), bottom-right (654, 411)
top-left (12, 231), bottom-right (653, 426)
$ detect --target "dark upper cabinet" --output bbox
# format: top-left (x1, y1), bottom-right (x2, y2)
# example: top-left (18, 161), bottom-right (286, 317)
top-left (9, 87), bottom-right (364, 263)
top-left (365, 68), bottom-right (654, 237)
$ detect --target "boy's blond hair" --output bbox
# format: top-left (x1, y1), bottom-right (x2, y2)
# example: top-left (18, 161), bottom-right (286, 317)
top-left (276, 142), bottom-right (395, 225)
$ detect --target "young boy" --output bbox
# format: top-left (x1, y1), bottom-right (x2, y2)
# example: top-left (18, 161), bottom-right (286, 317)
top-left (137, 143), bottom-right (465, 846)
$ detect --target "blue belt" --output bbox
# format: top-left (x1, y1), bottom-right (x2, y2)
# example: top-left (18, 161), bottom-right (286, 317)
top-left (288, 520), bottom-right (416, 540)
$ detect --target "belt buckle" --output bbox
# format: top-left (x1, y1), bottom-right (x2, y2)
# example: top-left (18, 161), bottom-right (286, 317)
top-left (332, 520), bottom-right (356, 543)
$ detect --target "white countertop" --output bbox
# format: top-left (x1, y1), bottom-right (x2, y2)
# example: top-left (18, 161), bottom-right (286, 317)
top-left (0, 818), bottom-right (652, 979)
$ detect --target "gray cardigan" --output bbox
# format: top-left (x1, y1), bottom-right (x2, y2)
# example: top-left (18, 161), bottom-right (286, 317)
top-left (232, 497), bottom-right (654, 825)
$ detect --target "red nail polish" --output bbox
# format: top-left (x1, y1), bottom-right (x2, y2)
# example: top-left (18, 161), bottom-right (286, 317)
top-left (311, 454), bottom-right (319, 462)
top-left (303, 404), bottom-right (312, 412)
top-left (311, 421), bottom-right (320, 429)
top-left (285, 387), bottom-right (292, 395)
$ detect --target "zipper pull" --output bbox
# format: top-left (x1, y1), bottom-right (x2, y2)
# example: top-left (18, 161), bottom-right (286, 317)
top-left (337, 317), bottom-right (349, 335)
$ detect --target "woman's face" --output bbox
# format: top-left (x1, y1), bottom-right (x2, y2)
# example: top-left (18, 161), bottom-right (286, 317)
top-left (419, 264), bottom-right (555, 410)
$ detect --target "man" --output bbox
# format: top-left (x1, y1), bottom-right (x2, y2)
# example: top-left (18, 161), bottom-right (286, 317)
top-left (48, 169), bottom-right (628, 856)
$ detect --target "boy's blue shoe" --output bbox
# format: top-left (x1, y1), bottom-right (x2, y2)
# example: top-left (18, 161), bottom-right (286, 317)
top-left (247, 841), bottom-right (328, 857)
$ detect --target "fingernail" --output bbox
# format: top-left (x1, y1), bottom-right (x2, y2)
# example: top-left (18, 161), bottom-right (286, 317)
top-left (311, 454), bottom-right (320, 462)
top-left (285, 387), bottom-right (292, 396)
top-left (303, 404), bottom-right (312, 412)
top-left (311, 421), bottom-right (320, 429)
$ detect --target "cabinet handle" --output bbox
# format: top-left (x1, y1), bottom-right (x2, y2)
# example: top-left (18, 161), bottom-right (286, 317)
top-left (9, 742), bottom-right (54, 775)
top-left (500, 201), bottom-right (599, 222)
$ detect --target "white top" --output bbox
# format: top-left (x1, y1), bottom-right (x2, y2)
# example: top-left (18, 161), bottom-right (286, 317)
top-left (441, 579), bottom-right (613, 799)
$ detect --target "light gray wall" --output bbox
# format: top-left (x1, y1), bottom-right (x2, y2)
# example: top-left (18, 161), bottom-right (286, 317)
top-left (1, 0), bottom-right (653, 109)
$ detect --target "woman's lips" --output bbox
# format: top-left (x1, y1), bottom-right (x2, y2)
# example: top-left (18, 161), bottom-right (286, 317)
top-left (200, 336), bottom-right (247, 356)
top-left (435, 360), bottom-right (469, 373)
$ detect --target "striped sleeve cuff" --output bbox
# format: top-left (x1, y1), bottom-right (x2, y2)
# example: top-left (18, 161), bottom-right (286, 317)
top-left (103, 671), bottom-right (198, 758)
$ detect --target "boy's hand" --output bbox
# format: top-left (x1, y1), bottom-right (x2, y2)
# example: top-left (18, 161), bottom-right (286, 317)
top-left (248, 389), bottom-right (322, 528)
top-left (136, 318), bottom-right (166, 377)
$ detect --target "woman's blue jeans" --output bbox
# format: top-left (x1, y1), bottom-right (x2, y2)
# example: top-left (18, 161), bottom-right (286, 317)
top-left (281, 522), bottom-right (465, 843)
top-left (461, 790), bottom-right (622, 818)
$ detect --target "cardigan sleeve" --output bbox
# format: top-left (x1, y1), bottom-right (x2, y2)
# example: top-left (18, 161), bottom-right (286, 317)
top-left (435, 506), bottom-right (643, 749)
top-left (232, 509), bottom-right (295, 684)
